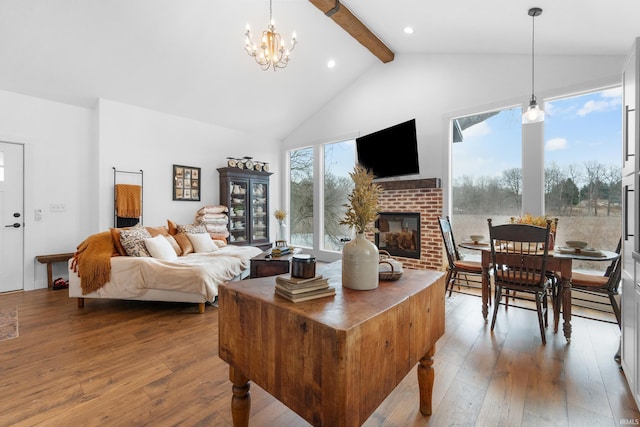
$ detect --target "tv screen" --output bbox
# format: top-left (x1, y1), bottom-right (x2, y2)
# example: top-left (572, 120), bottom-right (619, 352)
top-left (356, 119), bottom-right (419, 179)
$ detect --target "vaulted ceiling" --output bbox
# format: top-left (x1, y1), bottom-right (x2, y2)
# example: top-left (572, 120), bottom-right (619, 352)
top-left (0, 0), bottom-right (637, 140)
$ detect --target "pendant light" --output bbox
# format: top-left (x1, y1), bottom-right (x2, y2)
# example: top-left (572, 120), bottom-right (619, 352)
top-left (522, 7), bottom-right (544, 124)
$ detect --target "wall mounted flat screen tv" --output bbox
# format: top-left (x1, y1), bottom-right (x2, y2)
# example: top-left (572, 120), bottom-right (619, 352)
top-left (356, 119), bottom-right (419, 179)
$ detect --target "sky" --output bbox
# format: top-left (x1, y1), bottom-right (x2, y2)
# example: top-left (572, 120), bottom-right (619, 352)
top-left (454, 87), bottom-right (623, 184)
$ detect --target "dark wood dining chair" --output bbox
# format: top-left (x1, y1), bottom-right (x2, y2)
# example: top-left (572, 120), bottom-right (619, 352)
top-left (438, 216), bottom-right (483, 297)
top-left (570, 238), bottom-right (622, 328)
top-left (488, 218), bottom-right (555, 344)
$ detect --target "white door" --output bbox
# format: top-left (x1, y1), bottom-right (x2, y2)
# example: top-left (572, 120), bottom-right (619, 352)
top-left (0, 142), bottom-right (24, 292)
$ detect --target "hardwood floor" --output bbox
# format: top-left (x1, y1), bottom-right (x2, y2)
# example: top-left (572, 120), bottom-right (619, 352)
top-left (0, 287), bottom-right (638, 426)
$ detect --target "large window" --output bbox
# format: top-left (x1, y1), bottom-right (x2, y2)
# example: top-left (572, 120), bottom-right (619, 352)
top-left (544, 89), bottom-right (622, 255)
top-left (289, 147), bottom-right (314, 248)
top-left (452, 106), bottom-right (522, 216)
top-left (323, 140), bottom-right (356, 251)
top-left (451, 87), bottom-right (622, 271)
top-left (288, 139), bottom-right (356, 258)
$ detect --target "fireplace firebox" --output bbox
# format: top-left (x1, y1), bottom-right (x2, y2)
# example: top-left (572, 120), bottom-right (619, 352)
top-left (375, 212), bottom-right (420, 259)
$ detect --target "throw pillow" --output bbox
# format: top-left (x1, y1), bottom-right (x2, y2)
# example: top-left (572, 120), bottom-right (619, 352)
top-left (164, 234), bottom-right (182, 256)
top-left (187, 232), bottom-right (218, 253)
top-left (177, 223), bottom-right (207, 234)
top-left (167, 219), bottom-right (178, 235)
top-left (145, 226), bottom-right (169, 237)
top-left (144, 235), bottom-right (178, 261)
top-left (212, 239), bottom-right (227, 248)
top-left (119, 226), bottom-right (152, 257)
top-left (173, 233), bottom-right (194, 255)
top-left (110, 227), bottom-right (131, 256)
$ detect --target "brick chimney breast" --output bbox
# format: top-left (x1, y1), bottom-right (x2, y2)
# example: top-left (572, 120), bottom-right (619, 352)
top-left (366, 179), bottom-right (443, 271)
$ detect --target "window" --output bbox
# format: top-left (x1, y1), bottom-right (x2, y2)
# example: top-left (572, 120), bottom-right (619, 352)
top-left (450, 87), bottom-right (622, 272)
top-left (288, 139), bottom-right (356, 259)
top-left (323, 140), bottom-right (356, 251)
top-left (451, 106), bottom-right (522, 240)
top-left (544, 89), bottom-right (622, 266)
top-left (289, 147), bottom-right (314, 248)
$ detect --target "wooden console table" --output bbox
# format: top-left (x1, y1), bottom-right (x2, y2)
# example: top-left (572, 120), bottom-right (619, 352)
top-left (249, 249), bottom-right (295, 278)
top-left (36, 252), bottom-right (74, 288)
top-left (218, 262), bottom-right (445, 426)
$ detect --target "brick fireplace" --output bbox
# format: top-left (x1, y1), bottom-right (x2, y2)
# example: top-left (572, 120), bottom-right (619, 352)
top-left (366, 178), bottom-right (443, 271)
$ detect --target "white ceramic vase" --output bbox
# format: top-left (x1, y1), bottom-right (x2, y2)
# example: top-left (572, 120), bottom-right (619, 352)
top-left (342, 232), bottom-right (379, 290)
top-left (277, 220), bottom-right (286, 242)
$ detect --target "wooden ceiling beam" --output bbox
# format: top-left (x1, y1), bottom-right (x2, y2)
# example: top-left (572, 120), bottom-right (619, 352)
top-left (309, 0), bottom-right (394, 63)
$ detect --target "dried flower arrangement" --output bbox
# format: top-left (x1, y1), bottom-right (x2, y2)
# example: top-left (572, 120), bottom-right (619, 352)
top-left (273, 209), bottom-right (287, 221)
top-left (511, 214), bottom-right (557, 232)
top-left (340, 165), bottom-right (382, 234)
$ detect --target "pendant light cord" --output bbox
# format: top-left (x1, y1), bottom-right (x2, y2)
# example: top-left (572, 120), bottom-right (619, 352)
top-left (531, 12), bottom-right (536, 99)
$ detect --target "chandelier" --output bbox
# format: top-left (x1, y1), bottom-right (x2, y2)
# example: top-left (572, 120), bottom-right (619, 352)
top-left (522, 7), bottom-right (544, 124)
top-left (244, 0), bottom-right (297, 71)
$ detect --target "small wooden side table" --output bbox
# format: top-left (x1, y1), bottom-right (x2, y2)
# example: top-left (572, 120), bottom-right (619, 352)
top-left (249, 250), bottom-right (295, 278)
top-left (36, 252), bottom-right (74, 288)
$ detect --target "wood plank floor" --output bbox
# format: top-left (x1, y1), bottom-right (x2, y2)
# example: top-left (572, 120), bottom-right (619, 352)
top-left (0, 288), bottom-right (638, 426)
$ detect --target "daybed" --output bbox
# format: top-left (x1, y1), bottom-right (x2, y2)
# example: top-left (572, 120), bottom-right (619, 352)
top-left (68, 221), bottom-right (263, 313)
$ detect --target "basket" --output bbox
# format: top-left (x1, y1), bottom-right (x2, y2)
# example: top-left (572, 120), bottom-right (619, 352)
top-left (379, 250), bottom-right (403, 281)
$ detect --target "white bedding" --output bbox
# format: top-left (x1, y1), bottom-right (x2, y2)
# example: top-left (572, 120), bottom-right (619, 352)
top-left (69, 245), bottom-right (263, 303)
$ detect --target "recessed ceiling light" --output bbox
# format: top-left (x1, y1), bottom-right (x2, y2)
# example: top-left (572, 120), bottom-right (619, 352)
top-left (403, 26), bottom-right (414, 34)
top-left (327, 59), bottom-right (336, 68)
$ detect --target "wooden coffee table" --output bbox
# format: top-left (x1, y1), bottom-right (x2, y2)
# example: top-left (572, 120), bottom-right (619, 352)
top-left (218, 262), bottom-right (445, 426)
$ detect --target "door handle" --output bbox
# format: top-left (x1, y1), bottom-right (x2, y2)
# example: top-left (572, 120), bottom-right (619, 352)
top-left (4, 223), bottom-right (21, 228)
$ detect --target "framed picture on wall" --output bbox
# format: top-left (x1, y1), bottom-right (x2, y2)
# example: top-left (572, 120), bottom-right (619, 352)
top-left (173, 165), bottom-right (201, 201)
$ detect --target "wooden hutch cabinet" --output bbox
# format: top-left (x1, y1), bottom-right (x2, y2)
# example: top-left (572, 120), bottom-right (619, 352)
top-left (218, 167), bottom-right (272, 251)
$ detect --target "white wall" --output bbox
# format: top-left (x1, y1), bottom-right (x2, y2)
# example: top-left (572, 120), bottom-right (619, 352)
top-left (283, 53), bottom-right (625, 214)
top-left (0, 89), bottom-right (94, 291)
top-left (0, 92), bottom-right (281, 291)
top-left (97, 99), bottom-right (281, 230)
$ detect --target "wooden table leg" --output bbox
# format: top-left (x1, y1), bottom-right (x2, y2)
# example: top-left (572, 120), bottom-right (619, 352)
top-left (481, 259), bottom-right (490, 321)
top-left (553, 280), bottom-right (562, 333)
top-left (230, 366), bottom-right (251, 427)
top-left (417, 344), bottom-right (435, 415)
top-left (562, 276), bottom-right (572, 343)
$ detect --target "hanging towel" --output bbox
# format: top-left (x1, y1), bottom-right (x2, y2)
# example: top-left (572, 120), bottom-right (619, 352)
top-left (115, 184), bottom-right (142, 218)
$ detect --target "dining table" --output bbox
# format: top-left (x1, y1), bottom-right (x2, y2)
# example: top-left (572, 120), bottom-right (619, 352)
top-left (458, 240), bottom-right (619, 343)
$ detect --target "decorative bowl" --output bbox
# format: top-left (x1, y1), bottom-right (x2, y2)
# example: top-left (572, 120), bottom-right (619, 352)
top-left (469, 235), bottom-right (484, 243)
top-left (565, 240), bottom-right (588, 249)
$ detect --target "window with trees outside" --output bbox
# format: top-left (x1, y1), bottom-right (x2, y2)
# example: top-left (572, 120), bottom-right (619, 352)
top-left (452, 87), bottom-right (622, 273)
top-left (288, 140), bottom-right (356, 258)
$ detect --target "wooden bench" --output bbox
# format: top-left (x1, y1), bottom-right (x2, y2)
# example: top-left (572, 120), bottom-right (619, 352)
top-left (36, 253), bottom-right (75, 289)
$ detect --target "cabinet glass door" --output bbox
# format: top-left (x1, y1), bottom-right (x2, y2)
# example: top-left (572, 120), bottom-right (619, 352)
top-left (252, 182), bottom-right (268, 241)
top-left (229, 180), bottom-right (248, 243)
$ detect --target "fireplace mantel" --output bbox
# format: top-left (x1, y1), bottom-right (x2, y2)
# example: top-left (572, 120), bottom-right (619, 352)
top-left (376, 178), bottom-right (441, 191)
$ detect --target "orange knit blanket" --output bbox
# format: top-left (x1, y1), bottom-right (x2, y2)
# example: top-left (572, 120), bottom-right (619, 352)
top-left (115, 184), bottom-right (142, 218)
top-left (71, 231), bottom-right (116, 295)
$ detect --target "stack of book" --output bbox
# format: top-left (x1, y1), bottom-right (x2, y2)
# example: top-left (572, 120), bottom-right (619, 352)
top-left (270, 246), bottom-right (291, 257)
top-left (274, 274), bottom-right (335, 303)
